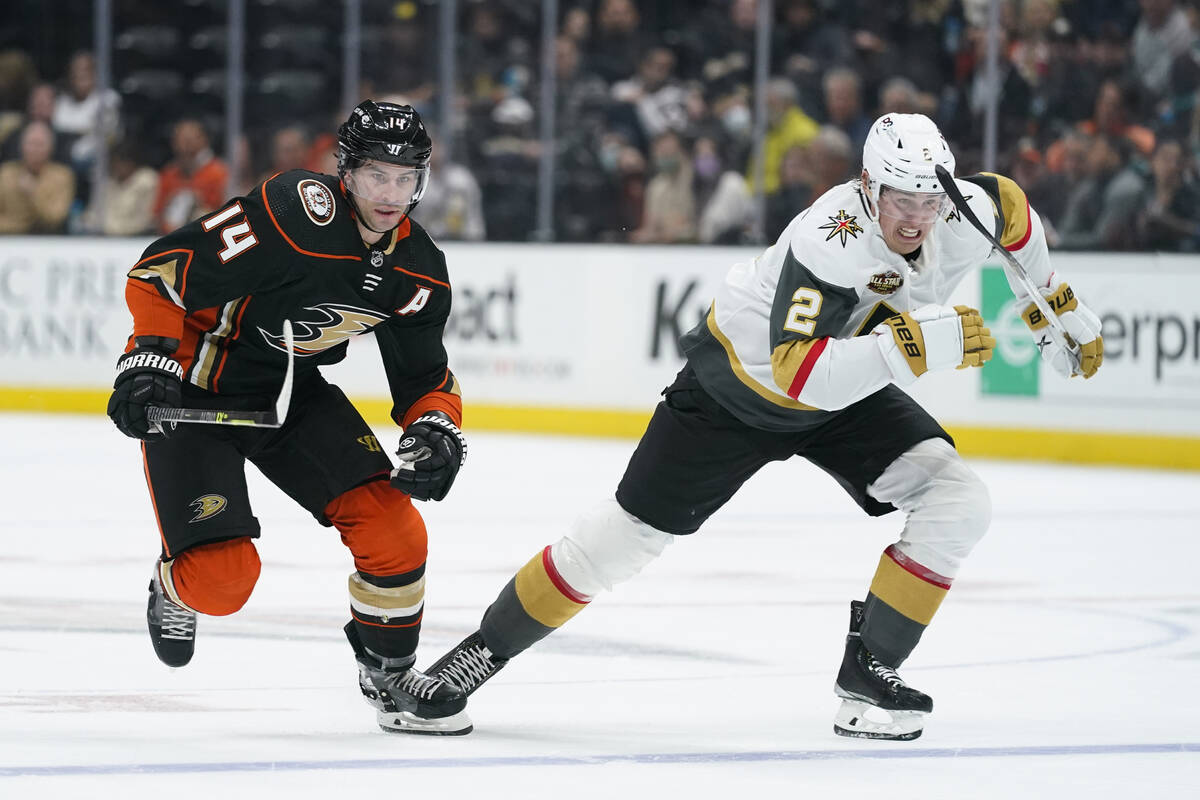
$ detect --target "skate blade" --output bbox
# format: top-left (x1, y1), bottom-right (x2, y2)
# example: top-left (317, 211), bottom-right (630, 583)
top-left (376, 709), bottom-right (473, 736)
top-left (833, 699), bottom-right (924, 741)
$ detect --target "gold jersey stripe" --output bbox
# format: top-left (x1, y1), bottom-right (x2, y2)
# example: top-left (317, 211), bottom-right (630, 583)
top-left (513, 552), bottom-right (588, 628)
top-left (868, 550), bottom-right (948, 626)
top-left (981, 172), bottom-right (1032, 250)
top-left (348, 572), bottom-right (426, 610)
top-left (770, 339), bottom-right (822, 394)
top-left (706, 306), bottom-right (817, 411)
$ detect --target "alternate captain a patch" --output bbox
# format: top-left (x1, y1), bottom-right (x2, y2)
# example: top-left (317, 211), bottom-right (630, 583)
top-left (818, 210), bottom-right (863, 247)
top-left (297, 179), bottom-right (336, 226)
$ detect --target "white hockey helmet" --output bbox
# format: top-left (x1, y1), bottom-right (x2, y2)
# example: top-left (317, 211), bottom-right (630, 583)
top-left (861, 113), bottom-right (955, 220)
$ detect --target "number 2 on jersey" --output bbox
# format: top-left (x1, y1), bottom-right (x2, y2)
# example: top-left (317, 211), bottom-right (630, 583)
top-left (783, 288), bottom-right (823, 335)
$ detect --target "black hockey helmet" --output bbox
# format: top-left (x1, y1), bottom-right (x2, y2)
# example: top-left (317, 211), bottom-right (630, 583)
top-left (337, 100), bottom-right (432, 232)
top-left (337, 99), bottom-right (432, 174)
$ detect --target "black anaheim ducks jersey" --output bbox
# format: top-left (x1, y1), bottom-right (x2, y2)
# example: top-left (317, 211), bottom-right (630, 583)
top-left (123, 170), bottom-right (460, 424)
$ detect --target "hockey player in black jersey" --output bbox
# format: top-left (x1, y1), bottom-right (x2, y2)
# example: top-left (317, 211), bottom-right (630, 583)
top-left (107, 100), bottom-right (473, 735)
top-left (422, 114), bottom-right (1106, 740)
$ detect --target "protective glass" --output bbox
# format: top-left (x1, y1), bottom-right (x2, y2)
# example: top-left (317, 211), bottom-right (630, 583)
top-left (343, 161), bottom-right (429, 207)
top-left (877, 186), bottom-right (949, 224)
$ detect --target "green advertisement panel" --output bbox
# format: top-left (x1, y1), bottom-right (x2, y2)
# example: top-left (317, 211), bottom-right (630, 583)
top-left (981, 266), bottom-right (1039, 396)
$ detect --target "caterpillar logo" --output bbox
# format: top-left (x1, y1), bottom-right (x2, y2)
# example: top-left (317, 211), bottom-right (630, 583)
top-left (189, 494), bottom-right (228, 523)
top-left (357, 435), bottom-right (383, 452)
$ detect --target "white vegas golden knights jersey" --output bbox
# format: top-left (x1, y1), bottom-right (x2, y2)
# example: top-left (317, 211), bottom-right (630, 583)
top-left (679, 173), bottom-right (1056, 432)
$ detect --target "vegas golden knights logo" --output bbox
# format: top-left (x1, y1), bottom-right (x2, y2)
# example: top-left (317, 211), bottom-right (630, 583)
top-left (189, 494), bottom-right (228, 523)
top-left (357, 435), bottom-right (383, 452)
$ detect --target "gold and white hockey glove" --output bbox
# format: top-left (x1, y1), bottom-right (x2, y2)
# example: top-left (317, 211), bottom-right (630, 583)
top-left (875, 305), bottom-right (995, 385)
top-left (1022, 283), bottom-right (1103, 379)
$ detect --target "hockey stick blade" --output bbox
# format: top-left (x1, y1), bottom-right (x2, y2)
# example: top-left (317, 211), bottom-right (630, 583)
top-left (933, 164), bottom-right (1082, 373)
top-left (146, 320), bottom-right (296, 429)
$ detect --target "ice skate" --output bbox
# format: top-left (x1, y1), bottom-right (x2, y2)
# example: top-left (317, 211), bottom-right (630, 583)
top-left (833, 601), bottom-right (932, 741)
top-left (426, 630), bottom-right (508, 695)
top-left (345, 623), bottom-right (471, 735)
top-left (146, 564), bottom-right (196, 668)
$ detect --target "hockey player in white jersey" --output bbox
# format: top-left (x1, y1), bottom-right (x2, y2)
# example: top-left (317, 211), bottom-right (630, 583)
top-left (422, 114), bottom-right (1105, 740)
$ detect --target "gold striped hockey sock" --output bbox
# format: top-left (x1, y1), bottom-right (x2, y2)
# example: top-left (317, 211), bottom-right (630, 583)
top-left (860, 544), bottom-right (952, 666)
top-left (480, 546), bottom-right (592, 659)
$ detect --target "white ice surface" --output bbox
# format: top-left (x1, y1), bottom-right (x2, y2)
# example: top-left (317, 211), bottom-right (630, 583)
top-left (1, 413), bottom-right (1197, 798)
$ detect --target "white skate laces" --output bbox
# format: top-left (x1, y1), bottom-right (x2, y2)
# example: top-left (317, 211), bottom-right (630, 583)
top-left (435, 642), bottom-right (499, 692)
top-left (158, 601), bottom-right (196, 640)
top-left (392, 669), bottom-right (447, 701)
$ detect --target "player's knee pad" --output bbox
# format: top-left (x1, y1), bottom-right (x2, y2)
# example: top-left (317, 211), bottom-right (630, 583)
top-left (326, 479), bottom-right (428, 576)
top-left (168, 536), bottom-right (261, 616)
top-left (550, 497), bottom-right (675, 597)
top-left (869, 438), bottom-right (991, 577)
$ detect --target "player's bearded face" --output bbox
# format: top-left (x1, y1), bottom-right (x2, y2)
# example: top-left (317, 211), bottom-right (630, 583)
top-left (344, 160), bottom-right (429, 228)
top-left (877, 186), bottom-right (948, 254)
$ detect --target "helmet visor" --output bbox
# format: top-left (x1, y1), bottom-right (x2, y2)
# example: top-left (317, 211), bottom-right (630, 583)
top-left (877, 186), bottom-right (949, 224)
top-left (343, 161), bottom-right (429, 207)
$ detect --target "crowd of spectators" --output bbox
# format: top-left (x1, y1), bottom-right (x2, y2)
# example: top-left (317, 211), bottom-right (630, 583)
top-left (0, 0), bottom-right (1197, 251)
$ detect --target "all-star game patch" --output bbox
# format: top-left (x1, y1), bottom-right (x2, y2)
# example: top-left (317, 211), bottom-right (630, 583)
top-left (818, 210), bottom-right (863, 247)
top-left (298, 179), bottom-right (336, 226)
top-left (867, 270), bottom-right (904, 295)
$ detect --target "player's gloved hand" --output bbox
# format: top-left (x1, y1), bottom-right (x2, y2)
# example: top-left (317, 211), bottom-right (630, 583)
top-left (107, 346), bottom-right (184, 441)
top-left (1021, 282), bottom-right (1103, 379)
top-left (390, 412), bottom-right (467, 501)
top-left (875, 304), bottom-right (995, 385)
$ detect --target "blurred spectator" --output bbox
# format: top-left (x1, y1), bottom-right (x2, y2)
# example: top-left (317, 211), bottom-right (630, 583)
top-left (877, 76), bottom-right (934, 116)
top-left (773, 0), bottom-right (856, 106)
top-left (88, 138), bottom-right (158, 236)
top-left (747, 78), bottom-right (820, 194)
top-left (700, 0), bottom-right (759, 93)
top-left (0, 81), bottom-right (73, 163)
top-left (1055, 134), bottom-right (1146, 250)
top-left (0, 120), bottom-right (76, 234)
top-left (153, 118), bottom-right (228, 234)
top-left (1025, 130), bottom-right (1090, 241)
top-left (51, 51), bottom-right (121, 173)
top-left (0, 49), bottom-right (38, 143)
top-left (1047, 78), bottom-right (1157, 169)
top-left (478, 96), bottom-right (540, 240)
top-left (631, 130), bottom-right (695, 243)
top-left (1134, 138), bottom-right (1200, 250)
top-left (1131, 0), bottom-right (1197, 103)
top-left (953, 23), bottom-right (1035, 149)
top-left (821, 67), bottom-right (872, 152)
top-left (766, 144), bottom-right (814, 241)
top-left (764, 126), bottom-right (854, 240)
top-left (413, 129), bottom-right (486, 241)
top-left (561, 5), bottom-right (591, 48)
top-left (804, 125), bottom-right (856, 197)
top-left (598, 133), bottom-right (647, 240)
top-left (611, 46), bottom-right (689, 141)
top-left (693, 134), bottom-right (753, 244)
top-left (587, 0), bottom-right (649, 83)
top-left (265, 125), bottom-right (311, 180)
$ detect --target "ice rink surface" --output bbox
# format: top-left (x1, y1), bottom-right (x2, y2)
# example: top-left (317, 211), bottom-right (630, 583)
top-left (1, 412), bottom-right (1197, 799)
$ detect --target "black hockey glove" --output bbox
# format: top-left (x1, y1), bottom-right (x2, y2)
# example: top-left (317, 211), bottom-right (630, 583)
top-left (390, 412), bottom-right (467, 502)
top-left (107, 345), bottom-right (184, 441)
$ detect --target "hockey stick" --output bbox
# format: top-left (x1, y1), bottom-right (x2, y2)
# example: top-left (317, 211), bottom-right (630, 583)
top-left (146, 320), bottom-right (296, 428)
top-left (933, 164), bottom-right (1082, 373)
